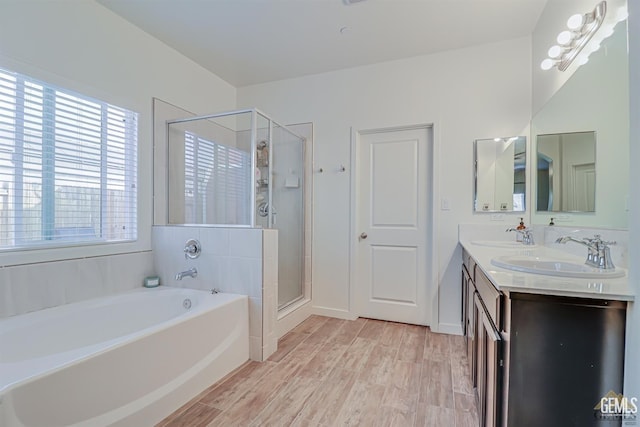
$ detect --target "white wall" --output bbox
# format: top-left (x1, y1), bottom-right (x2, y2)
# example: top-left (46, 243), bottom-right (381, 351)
top-left (0, 1), bottom-right (236, 311)
top-left (238, 37), bottom-right (532, 330)
top-left (625, 0), bottom-right (640, 398)
top-left (532, 0), bottom-right (627, 114)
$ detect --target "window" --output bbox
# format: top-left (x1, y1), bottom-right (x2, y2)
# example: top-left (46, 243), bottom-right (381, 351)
top-left (184, 132), bottom-right (250, 225)
top-left (0, 67), bottom-right (137, 249)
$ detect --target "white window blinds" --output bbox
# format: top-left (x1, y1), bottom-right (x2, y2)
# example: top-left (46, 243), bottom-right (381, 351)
top-left (0, 67), bottom-right (137, 249)
top-left (184, 132), bottom-right (250, 225)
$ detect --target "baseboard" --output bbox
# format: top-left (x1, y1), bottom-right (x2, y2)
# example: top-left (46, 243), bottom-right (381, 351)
top-left (311, 306), bottom-right (358, 321)
top-left (437, 322), bottom-right (464, 335)
top-left (276, 300), bottom-right (312, 338)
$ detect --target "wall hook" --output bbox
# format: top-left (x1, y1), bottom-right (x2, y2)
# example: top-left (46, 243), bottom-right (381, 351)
top-left (339, 165), bottom-right (346, 172)
top-left (318, 167), bottom-right (324, 173)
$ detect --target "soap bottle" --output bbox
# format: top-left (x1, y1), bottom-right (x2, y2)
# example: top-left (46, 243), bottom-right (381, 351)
top-left (516, 217), bottom-right (525, 242)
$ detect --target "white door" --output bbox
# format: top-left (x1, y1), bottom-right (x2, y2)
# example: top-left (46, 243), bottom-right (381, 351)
top-left (570, 163), bottom-right (596, 211)
top-left (355, 127), bottom-right (431, 325)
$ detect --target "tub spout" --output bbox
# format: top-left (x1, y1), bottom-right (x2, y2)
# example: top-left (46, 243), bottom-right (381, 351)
top-left (175, 267), bottom-right (197, 280)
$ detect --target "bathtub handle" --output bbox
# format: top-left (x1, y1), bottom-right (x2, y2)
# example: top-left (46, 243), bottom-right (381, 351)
top-left (183, 239), bottom-right (202, 259)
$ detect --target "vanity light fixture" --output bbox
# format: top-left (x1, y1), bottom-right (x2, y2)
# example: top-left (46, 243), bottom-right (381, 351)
top-left (540, 1), bottom-right (607, 71)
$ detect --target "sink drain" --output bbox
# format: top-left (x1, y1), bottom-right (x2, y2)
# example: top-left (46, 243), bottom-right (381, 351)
top-left (183, 298), bottom-right (192, 309)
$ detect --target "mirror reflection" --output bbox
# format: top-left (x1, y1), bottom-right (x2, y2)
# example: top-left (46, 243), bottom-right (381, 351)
top-left (531, 18), bottom-right (628, 228)
top-left (474, 136), bottom-right (526, 212)
top-left (537, 131), bottom-right (596, 212)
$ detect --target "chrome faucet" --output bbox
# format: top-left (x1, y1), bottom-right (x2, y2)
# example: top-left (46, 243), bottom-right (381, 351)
top-left (175, 267), bottom-right (198, 280)
top-left (555, 234), bottom-right (616, 269)
top-left (506, 228), bottom-right (535, 245)
top-left (183, 239), bottom-right (201, 260)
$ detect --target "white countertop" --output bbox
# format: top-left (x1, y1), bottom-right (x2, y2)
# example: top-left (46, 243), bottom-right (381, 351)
top-left (460, 239), bottom-right (635, 301)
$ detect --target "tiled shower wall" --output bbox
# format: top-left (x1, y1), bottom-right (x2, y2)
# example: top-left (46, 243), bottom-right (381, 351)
top-left (0, 251), bottom-right (154, 319)
top-left (152, 225), bottom-right (278, 361)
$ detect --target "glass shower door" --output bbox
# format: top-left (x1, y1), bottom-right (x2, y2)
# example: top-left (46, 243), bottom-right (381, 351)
top-left (271, 123), bottom-right (305, 309)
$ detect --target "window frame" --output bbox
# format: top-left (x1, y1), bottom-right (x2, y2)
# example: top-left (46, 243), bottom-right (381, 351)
top-left (0, 67), bottom-right (139, 252)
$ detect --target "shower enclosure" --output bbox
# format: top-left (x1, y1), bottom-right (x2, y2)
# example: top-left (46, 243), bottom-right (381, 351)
top-left (166, 109), bottom-right (306, 309)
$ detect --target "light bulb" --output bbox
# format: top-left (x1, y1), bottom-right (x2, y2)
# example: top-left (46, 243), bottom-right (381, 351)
top-left (548, 45), bottom-right (563, 59)
top-left (567, 14), bottom-right (584, 30)
top-left (557, 30), bottom-right (573, 45)
top-left (578, 55), bottom-right (589, 66)
top-left (540, 59), bottom-right (555, 71)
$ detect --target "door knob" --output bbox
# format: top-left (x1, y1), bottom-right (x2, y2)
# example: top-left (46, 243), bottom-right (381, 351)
top-left (359, 232), bottom-right (368, 240)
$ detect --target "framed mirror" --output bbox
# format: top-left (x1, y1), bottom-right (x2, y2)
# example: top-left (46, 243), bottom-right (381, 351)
top-left (536, 131), bottom-right (596, 212)
top-left (474, 136), bottom-right (526, 212)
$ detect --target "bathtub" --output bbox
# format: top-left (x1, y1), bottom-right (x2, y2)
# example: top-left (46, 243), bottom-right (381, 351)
top-left (0, 286), bottom-right (249, 427)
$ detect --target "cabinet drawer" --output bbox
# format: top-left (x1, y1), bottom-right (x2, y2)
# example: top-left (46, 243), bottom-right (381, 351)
top-left (462, 249), bottom-right (476, 281)
top-left (475, 267), bottom-right (502, 330)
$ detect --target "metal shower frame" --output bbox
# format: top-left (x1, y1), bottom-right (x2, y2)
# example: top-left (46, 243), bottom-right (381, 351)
top-left (166, 107), bottom-right (305, 228)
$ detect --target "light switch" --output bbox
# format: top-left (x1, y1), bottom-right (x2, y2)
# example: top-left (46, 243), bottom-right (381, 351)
top-left (441, 197), bottom-right (450, 210)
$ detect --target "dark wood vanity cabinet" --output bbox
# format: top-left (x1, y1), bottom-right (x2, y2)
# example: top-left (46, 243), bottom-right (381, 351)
top-left (462, 250), bottom-right (504, 427)
top-left (461, 250), bottom-right (626, 427)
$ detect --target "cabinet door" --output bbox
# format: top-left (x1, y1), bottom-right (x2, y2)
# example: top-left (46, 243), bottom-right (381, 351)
top-left (475, 293), bottom-right (504, 427)
top-left (460, 264), bottom-right (469, 337)
top-left (507, 293), bottom-right (625, 427)
top-left (462, 264), bottom-right (471, 336)
top-left (482, 306), bottom-right (503, 427)
top-left (473, 292), bottom-right (482, 399)
top-left (467, 278), bottom-right (477, 385)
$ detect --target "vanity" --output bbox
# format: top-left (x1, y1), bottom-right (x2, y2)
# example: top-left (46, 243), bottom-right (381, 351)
top-left (464, 2), bottom-right (633, 424)
top-left (460, 227), bottom-right (633, 427)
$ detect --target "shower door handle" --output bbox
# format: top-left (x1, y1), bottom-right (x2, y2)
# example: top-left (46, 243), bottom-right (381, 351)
top-left (359, 232), bottom-right (368, 240)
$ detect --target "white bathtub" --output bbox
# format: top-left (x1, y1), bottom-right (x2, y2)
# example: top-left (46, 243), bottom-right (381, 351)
top-left (0, 286), bottom-right (249, 427)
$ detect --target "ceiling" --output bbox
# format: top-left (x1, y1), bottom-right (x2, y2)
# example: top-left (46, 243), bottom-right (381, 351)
top-left (97, 0), bottom-right (548, 87)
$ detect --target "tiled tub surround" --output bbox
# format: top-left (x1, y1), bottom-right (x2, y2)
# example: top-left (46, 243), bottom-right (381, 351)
top-left (0, 287), bottom-right (248, 427)
top-left (458, 224), bottom-right (633, 300)
top-left (152, 226), bottom-right (279, 361)
top-left (0, 251), bottom-right (155, 319)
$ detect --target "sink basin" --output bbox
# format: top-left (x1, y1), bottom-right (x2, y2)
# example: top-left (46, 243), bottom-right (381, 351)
top-left (471, 240), bottom-right (536, 249)
top-left (491, 255), bottom-right (625, 279)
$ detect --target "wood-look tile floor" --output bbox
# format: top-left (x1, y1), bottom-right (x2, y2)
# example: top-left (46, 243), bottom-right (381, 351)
top-left (157, 316), bottom-right (477, 427)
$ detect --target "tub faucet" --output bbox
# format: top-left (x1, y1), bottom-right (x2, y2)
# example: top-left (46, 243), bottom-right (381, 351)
top-left (555, 234), bottom-right (616, 269)
top-left (175, 267), bottom-right (198, 280)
